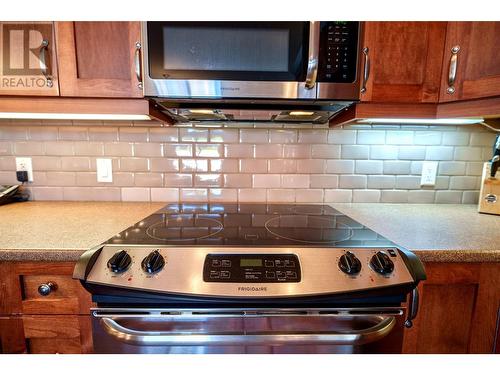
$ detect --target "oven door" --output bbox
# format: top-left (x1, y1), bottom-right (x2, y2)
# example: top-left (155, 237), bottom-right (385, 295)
top-left (91, 308), bottom-right (404, 354)
top-left (142, 21), bottom-right (318, 99)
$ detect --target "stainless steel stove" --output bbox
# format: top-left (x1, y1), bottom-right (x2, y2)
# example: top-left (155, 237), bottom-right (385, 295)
top-left (74, 203), bottom-right (425, 354)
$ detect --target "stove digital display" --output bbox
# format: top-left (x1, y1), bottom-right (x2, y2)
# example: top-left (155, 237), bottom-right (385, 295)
top-left (240, 259), bottom-right (263, 267)
top-left (203, 254), bottom-right (301, 283)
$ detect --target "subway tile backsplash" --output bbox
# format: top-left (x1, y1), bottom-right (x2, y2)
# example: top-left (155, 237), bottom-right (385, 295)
top-left (0, 120), bottom-right (496, 204)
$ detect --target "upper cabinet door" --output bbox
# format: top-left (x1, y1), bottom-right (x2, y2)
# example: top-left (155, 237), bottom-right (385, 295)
top-left (360, 22), bottom-right (447, 103)
top-left (0, 22), bottom-right (59, 96)
top-left (440, 22), bottom-right (500, 102)
top-left (55, 22), bottom-right (143, 98)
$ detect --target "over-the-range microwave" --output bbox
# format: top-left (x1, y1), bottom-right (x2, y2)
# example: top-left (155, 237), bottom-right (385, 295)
top-left (141, 22), bottom-right (363, 124)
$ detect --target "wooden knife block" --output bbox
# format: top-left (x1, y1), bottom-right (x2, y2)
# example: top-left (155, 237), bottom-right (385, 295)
top-left (478, 162), bottom-right (500, 215)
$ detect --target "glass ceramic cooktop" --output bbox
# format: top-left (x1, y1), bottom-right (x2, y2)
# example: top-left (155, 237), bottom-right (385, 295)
top-left (106, 203), bottom-right (395, 247)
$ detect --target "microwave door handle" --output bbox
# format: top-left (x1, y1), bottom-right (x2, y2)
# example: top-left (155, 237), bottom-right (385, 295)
top-left (305, 21), bottom-right (320, 89)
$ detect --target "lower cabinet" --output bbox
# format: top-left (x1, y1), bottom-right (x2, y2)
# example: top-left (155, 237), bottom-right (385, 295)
top-left (0, 317), bottom-right (26, 353)
top-left (0, 316), bottom-right (92, 354)
top-left (0, 261), bottom-right (93, 354)
top-left (403, 262), bottom-right (500, 353)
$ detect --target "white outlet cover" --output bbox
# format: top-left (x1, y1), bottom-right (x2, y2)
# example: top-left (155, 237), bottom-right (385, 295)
top-left (420, 161), bottom-right (439, 187)
top-left (15, 157), bottom-right (33, 182)
top-left (96, 158), bottom-right (113, 183)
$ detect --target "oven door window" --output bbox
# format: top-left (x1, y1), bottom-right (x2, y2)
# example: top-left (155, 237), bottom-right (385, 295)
top-left (147, 22), bottom-right (309, 81)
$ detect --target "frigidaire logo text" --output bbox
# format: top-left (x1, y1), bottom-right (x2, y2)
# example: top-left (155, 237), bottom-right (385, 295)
top-left (1, 23), bottom-right (53, 88)
top-left (238, 286), bottom-right (267, 292)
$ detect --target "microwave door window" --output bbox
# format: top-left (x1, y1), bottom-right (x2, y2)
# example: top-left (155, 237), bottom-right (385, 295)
top-left (163, 27), bottom-right (289, 73)
top-left (148, 22), bottom-right (308, 82)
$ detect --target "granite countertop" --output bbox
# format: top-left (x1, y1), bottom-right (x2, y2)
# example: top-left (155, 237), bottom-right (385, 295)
top-left (0, 201), bottom-right (499, 262)
top-left (0, 201), bottom-right (163, 261)
top-left (332, 203), bottom-right (500, 262)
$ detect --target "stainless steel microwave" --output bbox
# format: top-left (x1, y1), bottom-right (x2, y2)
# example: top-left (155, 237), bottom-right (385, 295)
top-left (141, 22), bottom-right (363, 124)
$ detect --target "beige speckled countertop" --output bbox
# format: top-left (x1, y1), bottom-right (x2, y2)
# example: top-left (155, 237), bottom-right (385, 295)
top-left (0, 202), bottom-right (163, 261)
top-left (0, 202), bottom-right (499, 262)
top-left (332, 203), bottom-right (500, 262)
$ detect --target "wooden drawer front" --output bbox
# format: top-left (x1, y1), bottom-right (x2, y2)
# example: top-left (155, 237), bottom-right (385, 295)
top-left (0, 262), bottom-right (93, 315)
top-left (21, 274), bottom-right (81, 314)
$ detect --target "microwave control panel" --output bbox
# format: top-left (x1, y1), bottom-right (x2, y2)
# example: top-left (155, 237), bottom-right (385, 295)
top-left (203, 254), bottom-right (301, 283)
top-left (318, 21), bottom-right (359, 83)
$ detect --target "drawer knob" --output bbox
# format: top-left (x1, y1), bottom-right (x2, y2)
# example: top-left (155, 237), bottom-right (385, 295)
top-left (38, 282), bottom-right (57, 296)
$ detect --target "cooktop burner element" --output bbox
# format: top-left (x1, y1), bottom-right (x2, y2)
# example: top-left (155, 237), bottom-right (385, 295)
top-left (106, 203), bottom-right (393, 247)
top-left (145, 214), bottom-right (224, 242)
top-left (264, 215), bottom-right (353, 244)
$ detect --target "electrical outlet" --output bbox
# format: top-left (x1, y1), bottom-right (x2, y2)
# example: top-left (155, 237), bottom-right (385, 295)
top-left (15, 157), bottom-right (33, 182)
top-left (420, 161), bottom-right (438, 187)
top-left (96, 158), bottom-right (113, 183)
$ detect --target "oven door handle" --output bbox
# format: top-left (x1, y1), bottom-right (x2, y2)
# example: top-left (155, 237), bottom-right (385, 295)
top-left (304, 21), bottom-right (320, 90)
top-left (100, 315), bottom-right (396, 346)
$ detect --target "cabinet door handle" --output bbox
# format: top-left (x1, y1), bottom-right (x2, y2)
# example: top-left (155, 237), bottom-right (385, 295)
top-left (134, 41), bottom-right (143, 89)
top-left (39, 39), bottom-right (53, 88)
top-left (38, 282), bottom-right (57, 296)
top-left (446, 45), bottom-right (460, 94)
top-left (360, 47), bottom-right (370, 93)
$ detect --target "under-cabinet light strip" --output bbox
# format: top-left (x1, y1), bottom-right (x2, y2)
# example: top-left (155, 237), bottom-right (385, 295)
top-left (0, 112), bottom-right (151, 121)
top-left (357, 118), bottom-right (484, 125)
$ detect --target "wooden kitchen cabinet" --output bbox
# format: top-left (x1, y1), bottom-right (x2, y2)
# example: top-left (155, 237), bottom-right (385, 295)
top-left (55, 22), bottom-right (143, 98)
top-left (0, 261), bottom-right (93, 354)
top-left (22, 315), bottom-right (93, 354)
top-left (360, 22), bottom-right (447, 103)
top-left (0, 315), bottom-right (92, 354)
top-left (0, 317), bottom-right (27, 353)
top-left (439, 22), bottom-right (500, 102)
top-left (0, 22), bottom-right (60, 96)
top-left (403, 262), bottom-right (500, 354)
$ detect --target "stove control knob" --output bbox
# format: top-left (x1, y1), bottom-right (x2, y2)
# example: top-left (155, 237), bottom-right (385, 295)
top-left (370, 251), bottom-right (394, 275)
top-left (141, 250), bottom-right (165, 274)
top-left (338, 251), bottom-right (362, 275)
top-left (107, 250), bottom-right (132, 274)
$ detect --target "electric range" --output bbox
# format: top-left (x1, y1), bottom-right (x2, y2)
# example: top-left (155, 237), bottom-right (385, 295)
top-left (74, 203), bottom-right (425, 353)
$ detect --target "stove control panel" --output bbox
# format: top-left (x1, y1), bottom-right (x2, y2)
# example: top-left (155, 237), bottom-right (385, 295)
top-left (82, 246), bottom-right (420, 298)
top-left (203, 254), bottom-right (301, 283)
